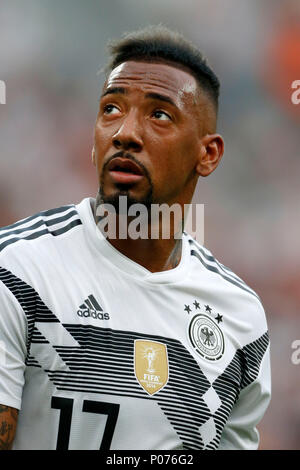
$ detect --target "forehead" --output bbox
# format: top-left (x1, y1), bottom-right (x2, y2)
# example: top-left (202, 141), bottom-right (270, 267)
top-left (104, 60), bottom-right (198, 103)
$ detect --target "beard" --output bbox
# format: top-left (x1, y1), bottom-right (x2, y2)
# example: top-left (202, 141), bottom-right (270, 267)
top-left (98, 184), bottom-right (154, 215)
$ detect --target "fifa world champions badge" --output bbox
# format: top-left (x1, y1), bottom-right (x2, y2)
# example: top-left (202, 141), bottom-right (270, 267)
top-left (134, 340), bottom-right (169, 395)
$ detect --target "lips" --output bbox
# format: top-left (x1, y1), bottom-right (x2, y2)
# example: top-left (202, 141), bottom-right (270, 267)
top-left (108, 157), bottom-right (143, 175)
top-left (107, 157), bottom-right (145, 184)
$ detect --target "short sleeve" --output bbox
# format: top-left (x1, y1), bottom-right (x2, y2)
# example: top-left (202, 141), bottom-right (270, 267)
top-left (0, 279), bottom-right (28, 409)
top-left (218, 342), bottom-right (271, 449)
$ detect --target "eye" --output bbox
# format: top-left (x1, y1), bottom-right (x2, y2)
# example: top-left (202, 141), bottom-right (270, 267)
top-left (152, 110), bottom-right (171, 121)
top-left (103, 104), bottom-right (120, 115)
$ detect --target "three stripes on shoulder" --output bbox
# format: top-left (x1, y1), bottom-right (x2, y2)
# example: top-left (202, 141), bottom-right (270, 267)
top-left (188, 238), bottom-right (260, 301)
top-left (0, 205), bottom-right (82, 254)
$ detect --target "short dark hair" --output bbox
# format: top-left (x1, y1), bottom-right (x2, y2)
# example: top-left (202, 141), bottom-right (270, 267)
top-left (105, 25), bottom-right (220, 111)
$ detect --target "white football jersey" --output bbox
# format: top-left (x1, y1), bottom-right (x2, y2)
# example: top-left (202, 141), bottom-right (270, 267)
top-left (0, 198), bottom-right (271, 450)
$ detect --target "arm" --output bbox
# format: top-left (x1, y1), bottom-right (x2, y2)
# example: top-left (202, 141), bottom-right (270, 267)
top-left (0, 274), bottom-right (28, 449)
top-left (0, 405), bottom-right (18, 450)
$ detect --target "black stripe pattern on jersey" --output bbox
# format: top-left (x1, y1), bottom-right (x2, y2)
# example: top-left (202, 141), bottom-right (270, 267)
top-left (31, 327), bottom-right (49, 344)
top-left (240, 331), bottom-right (269, 389)
top-left (25, 355), bottom-right (42, 368)
top-left (1, 268), bottom-right (269, 450)
top-left (48, 325), bottom-right (268, 450)
top-left (204, 331), bottom-right (269, 449)
top-left (0, 267), bottom-right (59, 355)
top-left (0, 205), bottom-right (82, 253)
top-left (188, 238), bottom-right (260, 301)
top-left (52, 325), bottom-right (215, 450)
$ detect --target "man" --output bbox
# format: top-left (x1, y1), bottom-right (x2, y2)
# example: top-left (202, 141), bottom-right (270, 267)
top-left (0, 26), bottom-right (271, 450)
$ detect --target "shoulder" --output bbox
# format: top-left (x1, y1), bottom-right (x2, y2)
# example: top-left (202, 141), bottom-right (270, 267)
top-left (0, 203), bottom-right (82, 257)
top-left (185, 233), bottom-right (268, 332)
top-left (0, 202), bottom-right (84, 285)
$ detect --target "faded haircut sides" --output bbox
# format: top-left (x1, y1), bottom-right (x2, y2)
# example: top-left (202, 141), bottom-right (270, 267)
top-left (105, 25), bottom-right (220, 113)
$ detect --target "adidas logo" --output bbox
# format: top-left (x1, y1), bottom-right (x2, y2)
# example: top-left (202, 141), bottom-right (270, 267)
top-left (77, 294), bottom-right (110, 320)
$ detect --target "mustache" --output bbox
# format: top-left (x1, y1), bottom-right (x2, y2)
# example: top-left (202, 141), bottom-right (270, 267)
top-left (102, 151), bottom-right (151, 182)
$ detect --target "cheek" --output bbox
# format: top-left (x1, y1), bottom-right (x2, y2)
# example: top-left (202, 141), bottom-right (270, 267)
top-left (148, 143), bottom-right (188, 198)
top-left (176, 133), bottom-right (200, 173)
top-left (94, 123), bottom-right (111, 160)
top-left (151, 133), bottom-right (198, 181)
top-left (94, 122), bottom-right (107, 148)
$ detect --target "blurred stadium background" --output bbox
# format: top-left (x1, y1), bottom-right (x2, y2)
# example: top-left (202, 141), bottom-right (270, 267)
top-left (0, 0), bottom-right (299, 449)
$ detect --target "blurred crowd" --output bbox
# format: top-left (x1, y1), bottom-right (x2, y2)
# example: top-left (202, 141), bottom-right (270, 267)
top-left (0, 0), bottom-right (299, 449)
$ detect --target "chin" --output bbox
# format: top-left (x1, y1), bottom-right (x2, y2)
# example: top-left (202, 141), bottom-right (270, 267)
top-left (99, 186), bottom-right (153, 214)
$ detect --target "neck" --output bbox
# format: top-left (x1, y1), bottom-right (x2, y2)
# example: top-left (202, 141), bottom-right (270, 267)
top-left (109, 236), bottom-right (182, 273)
top-left (92, 194), bottom-right (184, 273)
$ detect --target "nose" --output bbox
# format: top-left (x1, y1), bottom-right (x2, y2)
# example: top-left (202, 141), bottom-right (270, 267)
top-left (112, 110), bottom-right (143, 152)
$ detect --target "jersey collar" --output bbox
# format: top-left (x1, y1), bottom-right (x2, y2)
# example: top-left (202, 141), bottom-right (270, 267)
top-left (76, 197), bottom-right (191, 285)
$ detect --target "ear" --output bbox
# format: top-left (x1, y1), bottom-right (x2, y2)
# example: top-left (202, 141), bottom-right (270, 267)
top-left (196, 134), bottom-right (224, 177)
top-left (92, 146), bottom-right (96, 166)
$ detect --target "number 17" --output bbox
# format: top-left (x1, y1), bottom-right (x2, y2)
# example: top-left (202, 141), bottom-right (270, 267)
top-left (51, 397), bottom-right (120, 450)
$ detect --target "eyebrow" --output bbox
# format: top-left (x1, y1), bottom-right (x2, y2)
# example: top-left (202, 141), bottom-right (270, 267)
top-left (145, 92), bottom-right (177, 108)
top-left (101, 87), bottom-right (127, 98)
top-left (101, 87), bottom-right (177, 108)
